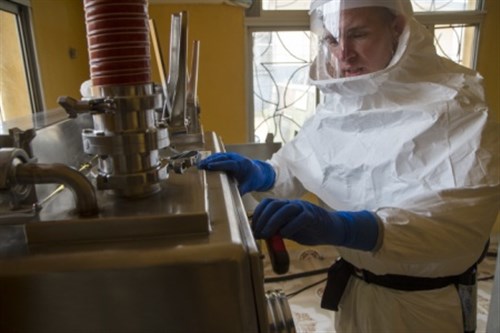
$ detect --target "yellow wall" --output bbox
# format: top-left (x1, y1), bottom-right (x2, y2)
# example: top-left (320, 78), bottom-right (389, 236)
top-left (30, 0), bottom-right (498, 143)
top-left (31, 0), bottom-right (89, 110)
top-left (148, 4), bottom-right (247, 144)
top-left (30, 1), bottom-right (247, 143)
top-left (477, 0), bottom-right (500, 123)
top-left (474, 0), bottom-right (500, 234)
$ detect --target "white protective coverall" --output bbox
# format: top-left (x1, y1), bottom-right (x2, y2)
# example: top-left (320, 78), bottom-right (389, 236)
top-left (261, 0), bottom-right (500, 331)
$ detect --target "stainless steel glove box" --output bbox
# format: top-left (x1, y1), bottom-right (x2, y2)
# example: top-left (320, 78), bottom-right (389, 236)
top-left (0, 109), bottom-right (267, 333)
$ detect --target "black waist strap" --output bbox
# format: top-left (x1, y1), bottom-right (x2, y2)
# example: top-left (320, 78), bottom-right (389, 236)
top-left (321, 258), bottom-right (460, 311)
top-left (355, 266), bottom-right (460, 291)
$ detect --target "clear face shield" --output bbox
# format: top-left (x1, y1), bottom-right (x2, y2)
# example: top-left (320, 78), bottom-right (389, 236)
top-left (310, 0), bottom-right (411, 80)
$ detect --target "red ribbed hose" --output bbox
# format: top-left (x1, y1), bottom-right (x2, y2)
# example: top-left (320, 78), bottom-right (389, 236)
top-left (84, 0), bottom-right (151, 86)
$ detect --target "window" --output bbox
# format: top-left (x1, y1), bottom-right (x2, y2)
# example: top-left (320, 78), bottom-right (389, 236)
top-left (246, 0), bottom-right (485, 143)
top-left (0, 0), bottom-right (43, 122)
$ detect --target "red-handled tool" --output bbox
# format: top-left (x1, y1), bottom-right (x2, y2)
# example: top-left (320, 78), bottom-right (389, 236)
top-left (266, 235), bottom-right (290, 275)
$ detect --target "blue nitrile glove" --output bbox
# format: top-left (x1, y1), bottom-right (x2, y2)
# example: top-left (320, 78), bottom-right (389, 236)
top-left (252, 198), bottom-right (379, 251)
top-left (197, 152), bottom-right (275, 195)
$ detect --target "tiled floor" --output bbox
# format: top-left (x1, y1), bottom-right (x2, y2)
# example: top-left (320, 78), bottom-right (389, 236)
top-left (263, 238), bottom-right (498, 333)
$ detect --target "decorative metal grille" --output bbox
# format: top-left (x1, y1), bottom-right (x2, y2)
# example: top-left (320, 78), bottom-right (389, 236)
top-left (252, 31), bottom-right (315, 143)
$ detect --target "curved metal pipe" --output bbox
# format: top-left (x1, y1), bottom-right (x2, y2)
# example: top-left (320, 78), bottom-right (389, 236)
top-left (14, 163), bottom-right (99, 217)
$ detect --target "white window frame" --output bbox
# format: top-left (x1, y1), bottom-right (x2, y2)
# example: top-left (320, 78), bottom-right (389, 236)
top-left (0, 0), bottom-right (44, 115)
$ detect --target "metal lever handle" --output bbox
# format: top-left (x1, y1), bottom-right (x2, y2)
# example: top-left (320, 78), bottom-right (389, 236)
top-left (148, 18), bottom-right (171, 121)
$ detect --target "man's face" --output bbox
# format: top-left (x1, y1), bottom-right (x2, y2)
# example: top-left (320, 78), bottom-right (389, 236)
top-left (323, 7), bottom-right (403, 77)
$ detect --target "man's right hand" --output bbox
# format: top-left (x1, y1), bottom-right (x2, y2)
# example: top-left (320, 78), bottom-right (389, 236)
top-left (197, 152), bottom-right (275, 195)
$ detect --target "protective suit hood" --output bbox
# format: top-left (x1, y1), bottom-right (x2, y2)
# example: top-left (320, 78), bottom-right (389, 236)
top-left (312, 20), bottom-right (446, 99)
top-left (309, 19), bottom-right (409, 94)
top-left (309, 0), bottom-right (414, 87)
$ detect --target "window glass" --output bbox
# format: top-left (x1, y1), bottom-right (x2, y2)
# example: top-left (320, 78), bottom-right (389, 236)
top-left (262, 0), bottom-right (310, 11)
top-left (252, 31), bottom-right (316, 143)
top-left (0, 10), bottom-right (32, 121)
top-left (411, 0), bottom-right (479, 11)
top-left (262, 0), bottom-right (480, 11)
top-left (434, 24), bottom-right (477, 68)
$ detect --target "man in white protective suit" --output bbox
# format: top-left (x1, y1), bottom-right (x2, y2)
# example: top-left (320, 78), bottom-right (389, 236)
top-left (199, 0), bottom-right (500, 331)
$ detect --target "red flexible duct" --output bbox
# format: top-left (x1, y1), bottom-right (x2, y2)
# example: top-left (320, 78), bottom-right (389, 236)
top-left (84, 0), bottom-right (151, 86)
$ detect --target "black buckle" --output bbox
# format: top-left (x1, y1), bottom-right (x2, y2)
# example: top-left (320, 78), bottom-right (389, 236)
top-left (320, 258), bottom-right (353, 311)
